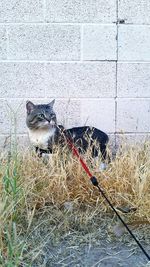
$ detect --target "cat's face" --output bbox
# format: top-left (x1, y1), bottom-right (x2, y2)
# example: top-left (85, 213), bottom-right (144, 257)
top-left (26, 100), bottom-right (57, 130)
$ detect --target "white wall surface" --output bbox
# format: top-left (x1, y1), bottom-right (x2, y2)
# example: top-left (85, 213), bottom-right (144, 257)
top-left (0, 0), bottom-right (150, 149)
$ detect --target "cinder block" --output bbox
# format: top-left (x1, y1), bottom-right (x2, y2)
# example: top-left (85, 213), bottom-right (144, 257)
top-left (45, 62), bottom-right (116, 98)
top-left (54, 99), bottom-right (81, 128)
top-left (0, 134), bottom-right (11, 151)
top-left (118, 0), bottom-right (150, 24)
top-left (107, 133), bottom-right (115, 151)
top-left (15, 134), bottom-right (30, 150)
top-left (118, 25), bottom-right (150, 61)
top-left (117, 99), bottom-right (150, 132)
top-left (83, 25), bottom-right (117, 60)
top-left (0, 27), bottom-right (7, 59)
top-left (0, 135), bottom-right (8, 151)
top-left (0, 100), bottom-right (12, 134)
top-left (8, 25), bottom-right (80, 60)
top-left (0, 63), bottom-right (45, 98)
top-left (80, 99), bottom-right (115, 132)
top-left (0, 134), bottom-right (29, 152)
top-left (0, 99), bottom-right (27, 134)
top-left (117, 63), bottom-right (150, 97)
top-left (45, 0), bottom-right (116, 23)
top-left (116, 134), bottom-right (150, 146)
top-left (0, 0), bottom-right (43, 22)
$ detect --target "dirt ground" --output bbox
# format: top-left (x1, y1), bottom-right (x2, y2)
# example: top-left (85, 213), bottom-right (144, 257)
top-left (44, 240), bottom-right (149, 267)
top-left (30, 212), bottom-right (150, 267)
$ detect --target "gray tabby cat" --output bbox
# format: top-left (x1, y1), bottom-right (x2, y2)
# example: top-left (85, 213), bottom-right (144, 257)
top-left (26, 100), bottom-right (109, 163)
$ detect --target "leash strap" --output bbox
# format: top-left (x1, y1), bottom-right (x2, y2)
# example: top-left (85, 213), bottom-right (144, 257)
top-left (58, 126), bottom-right (150, 261)
top-left (65, 137), bottom-right (93, 178)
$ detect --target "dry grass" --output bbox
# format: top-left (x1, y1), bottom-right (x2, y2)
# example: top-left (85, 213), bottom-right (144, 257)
top-left (16, 140), bottom-right (150, 221)
top-left (0, 138), bottom-right (150, 266)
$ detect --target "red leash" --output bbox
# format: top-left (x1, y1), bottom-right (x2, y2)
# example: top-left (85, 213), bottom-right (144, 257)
top-left (58, 126), bottom-right (150, 262)
top-left (66, 137), bottom-right (93, 178)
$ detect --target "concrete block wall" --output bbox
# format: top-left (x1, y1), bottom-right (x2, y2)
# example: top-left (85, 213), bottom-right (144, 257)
top-left (0, 0), bottom-right (150, 150)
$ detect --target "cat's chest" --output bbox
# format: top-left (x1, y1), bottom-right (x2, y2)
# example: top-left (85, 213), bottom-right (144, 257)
top-left (28, 128), bottom-right (55, 149)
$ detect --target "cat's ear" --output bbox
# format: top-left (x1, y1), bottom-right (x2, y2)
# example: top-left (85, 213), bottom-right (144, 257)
top-left (48, 99), bottom-right (55, 108)
top-left (26, 101), bottom-right (35, 114)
